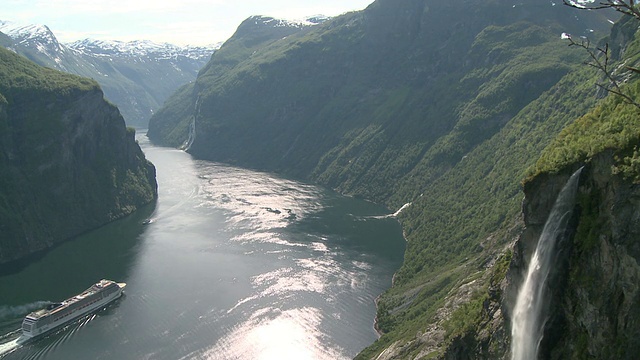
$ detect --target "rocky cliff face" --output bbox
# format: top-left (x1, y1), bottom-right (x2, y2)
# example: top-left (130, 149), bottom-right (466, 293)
top-left (0, 47), bottom-right (157, 264)
top-left (149, 1), bottom-right (620, 358)
top-left (417, 151), bottom-right (640, 360)
top-left (147, 15), bottom-right (326, 147)
top-left (513, 152), bottom-right (640, 359)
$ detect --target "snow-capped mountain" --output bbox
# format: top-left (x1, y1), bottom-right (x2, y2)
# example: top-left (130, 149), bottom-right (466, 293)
top-left (67, 38), bottom-right (216, 61)
top-left (0, 20), bottom-right (71, 68)
top-left (0, 20), bottom-right (218, 127)
top-left (0, 21), bottom-right (61, 49)
top-left (252, 14), bottom-right (331, 29)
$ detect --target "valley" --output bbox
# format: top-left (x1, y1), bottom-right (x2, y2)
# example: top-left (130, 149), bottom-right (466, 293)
top-left (2, 0), bottom-right (640, 358)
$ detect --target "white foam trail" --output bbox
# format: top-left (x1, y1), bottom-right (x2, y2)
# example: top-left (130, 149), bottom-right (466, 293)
top-left (511, 168), bottom-right (582, 360)
top-left (0, 338), bottom-right (20, 357)
top-left (390, 202), bottom-right (411, 217)
top-left (0, 335), bottom-right (28, 357)
top-left (0, 301), bottom-right (52, 357)
top-left (358, 202), bottom-right (412, 220)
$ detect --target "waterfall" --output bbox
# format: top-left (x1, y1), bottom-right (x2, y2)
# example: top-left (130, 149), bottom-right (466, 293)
top-left (183, 115), bottom-right (196, 151)
top-left (182, 95), bottom-right (200, 151)
top-left (511, 167), bottom-right (583, 360)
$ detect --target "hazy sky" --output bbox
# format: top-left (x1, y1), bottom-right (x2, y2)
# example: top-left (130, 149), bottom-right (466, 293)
top-left (3, 0), bottom-right (374, 46)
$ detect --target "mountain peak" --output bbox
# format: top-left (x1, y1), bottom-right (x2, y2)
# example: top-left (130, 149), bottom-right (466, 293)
top-left (0, 19), bottom-right (67, 65)
top-left (65, 38), bottom-right (218, 61)
top-left (0, 20), bottom-right (55, 42)
top-left (244, 14), bottom-right (330, 30)
top-left (1, 19), bottom-right (219, 62)
top-left (1, 19), bottom-right (217, 127)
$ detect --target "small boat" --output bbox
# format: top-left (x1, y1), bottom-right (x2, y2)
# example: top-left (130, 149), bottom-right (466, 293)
top-left (21, 279), bottom-right (126, 339)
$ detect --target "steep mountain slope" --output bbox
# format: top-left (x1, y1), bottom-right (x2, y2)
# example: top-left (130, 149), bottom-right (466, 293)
top-left (364, 11), bottom-right (640, 360)
top-left (0, 20), bottom-right (216, 127)
top-left (150, 0), bottom-right (608, 197)
top-left (148, 0), bottom-right (618, 358)
top-left (0, 46), bottom-right (157, 264)
top-left (507, 19), bottom-right (640, 359)
top-left (147, 15), bottom-right (330, 146)
top-left (0, 31), bottom-right (11, 48)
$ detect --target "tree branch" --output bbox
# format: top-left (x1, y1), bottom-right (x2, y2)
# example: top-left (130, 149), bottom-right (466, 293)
top-left (563, 0), bottom-right (640, 21)
top-left (565, 34), bottom-right (640, 108)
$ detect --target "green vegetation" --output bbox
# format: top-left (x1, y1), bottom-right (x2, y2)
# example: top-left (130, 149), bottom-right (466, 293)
top-left (148, 0), bottom-right (628, 357)
top-left (0, 31), bottom-right (10, 44)
top-left (0, 46), bottom-right (98, 95)
top-left (531, 85), bottom-right (640, 180)
top-left (3, 31), bottom-right (209, 128)
top-left (0, 46), bottom-right (156, 263)
top-left (529, 14), bottom-right (640, 181)
top-left (443, 291), bottom-right (488, 340)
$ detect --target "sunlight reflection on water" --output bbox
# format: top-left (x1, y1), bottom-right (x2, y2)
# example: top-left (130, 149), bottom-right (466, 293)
top-left (200, 307), bottom-right (348, 360)
top-left (0, 136), bottom-right (404, 360)
top-left (195, 161), bottom-right (322, 234)
top-left (190, 161), bottom-right (377, 359)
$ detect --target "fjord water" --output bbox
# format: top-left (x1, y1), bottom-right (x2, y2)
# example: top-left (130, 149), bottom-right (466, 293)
top-left (511, 168), bottom-right (582, 360)
top-left (0, 133), bottom-right (405, 360)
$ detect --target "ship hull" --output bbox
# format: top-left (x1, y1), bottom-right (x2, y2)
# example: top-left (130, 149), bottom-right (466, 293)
top-left (21, 280), bottom-right (126, 340)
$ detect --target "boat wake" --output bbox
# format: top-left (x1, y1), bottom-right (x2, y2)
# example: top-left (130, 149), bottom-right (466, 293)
top-left (355, 202), bottom-right (412, 220)
top-left (0, 301), bottom-right (54, 358)
top-left (0, 334), bottom-right (26, 358)
top-left (0, 312), bottom-right (100, 360)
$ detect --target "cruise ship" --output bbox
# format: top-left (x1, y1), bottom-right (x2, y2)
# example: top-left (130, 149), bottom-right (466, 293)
top-left (21, 279), bottom-right (126, 339)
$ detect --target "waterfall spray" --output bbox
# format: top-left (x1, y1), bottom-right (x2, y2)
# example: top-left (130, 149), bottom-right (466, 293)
top-left (182, 95), bottom-right (200, 151)
top-left (183, 115), bottom-right (196, 151)
top-left (511, 168), bottom-right (583, 360)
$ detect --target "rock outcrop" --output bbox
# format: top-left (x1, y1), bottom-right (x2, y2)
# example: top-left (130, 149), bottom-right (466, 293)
top-left (515, 152), bottom-right (640, 359)
top-left (0, 46), bottom-right (157, 264)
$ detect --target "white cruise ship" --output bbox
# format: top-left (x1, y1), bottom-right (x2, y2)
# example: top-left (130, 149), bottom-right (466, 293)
top-left (21, 279), bottom-right (126, 339)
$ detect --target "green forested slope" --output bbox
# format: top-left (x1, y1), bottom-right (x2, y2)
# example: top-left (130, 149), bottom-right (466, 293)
top-left (147, 15), bottom-right (322, 146)
top-left (148, 0), bottom-right (616, 357)
top-left (151, 0), bottom-right (608, 200)
top-left (532, 15), bottom-right (640, 182)
top-left (359, 65), bottom-right (604, 359)
top-left (0, 46), bottom-right (157, 263)
top-left (0, 32), bottom-right (12, 48)
top-left (505, 16), bottom-right (640, 359)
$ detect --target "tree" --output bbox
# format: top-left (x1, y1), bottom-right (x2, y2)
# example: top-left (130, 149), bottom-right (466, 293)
top-left (562, 0), bottom-right (640, 108)
top-left (563, 0), bottom-right (640, 20)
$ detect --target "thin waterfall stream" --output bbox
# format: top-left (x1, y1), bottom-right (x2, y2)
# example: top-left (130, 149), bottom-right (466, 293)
top-left (511, 168), bottom-right (583, 360)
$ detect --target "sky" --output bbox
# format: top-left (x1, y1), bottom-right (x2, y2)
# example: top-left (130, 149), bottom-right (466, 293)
top-left (2, 0), bottom-right (374, 46)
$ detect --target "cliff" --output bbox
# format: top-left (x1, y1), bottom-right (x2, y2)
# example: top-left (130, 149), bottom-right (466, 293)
top-left (0, 21), bottom-right (215, 128)
top-left (421, 17), bottom-right (640, 357)
top-left (505, 48), bottom-right (640, 357)
top-left (511, 152), bottom-right (640, 359)
top-left (147, 0), bottom-right (623, 358)
top-left (0, 46), bottom-right (157, 264)
top-left (147, 15), bottom-right (322, 147)
top-left (422, 148), bottom-right (640, 360)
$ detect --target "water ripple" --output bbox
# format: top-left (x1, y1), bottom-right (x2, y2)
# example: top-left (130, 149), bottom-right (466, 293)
top-left (194, 161), bottom-right (323, 235)
top-left (199, 307), bottom-right (348, 360)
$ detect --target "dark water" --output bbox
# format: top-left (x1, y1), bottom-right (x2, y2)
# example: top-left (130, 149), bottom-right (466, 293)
top-left (0, 133), bottom-right (405, 360)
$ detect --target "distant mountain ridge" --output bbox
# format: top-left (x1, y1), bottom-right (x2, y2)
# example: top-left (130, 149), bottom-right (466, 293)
top-left (0, 20), bottom-right (218, 127)
top-left (66, 39), bottom-right (214, 61)
top-left (147, 14), bottom-right (333, 147)
top-left (148, 0), bottom-right (631, 358)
